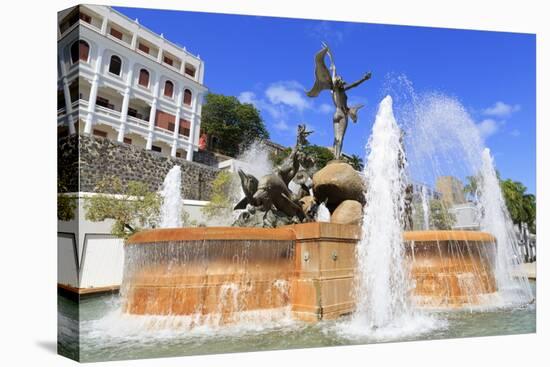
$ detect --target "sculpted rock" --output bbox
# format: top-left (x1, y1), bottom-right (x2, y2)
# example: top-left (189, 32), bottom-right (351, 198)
top-left (312, 161), bottom-right (365, 209)
top-left (331, 200), bottom-right (363, 225)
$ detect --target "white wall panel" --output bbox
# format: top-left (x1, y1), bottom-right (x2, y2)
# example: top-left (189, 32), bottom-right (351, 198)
top-left (79, 235), bottom-right (124, 288)
top-left (57, 233), bottom-right (79, 287)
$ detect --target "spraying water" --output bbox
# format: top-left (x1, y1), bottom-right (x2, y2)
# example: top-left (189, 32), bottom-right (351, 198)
top-left (159, 165), bottom-right (183, 228)
top-left (478, 149), bottom-right (533, 304)
top-left (352, 96), bottom-right (413, 330)
top-left (388, 75), bottom-right (534, 308)
top-left (236, 140), bottom-right (274, 179)
top-left (420, 185), bottom-right (430, 230)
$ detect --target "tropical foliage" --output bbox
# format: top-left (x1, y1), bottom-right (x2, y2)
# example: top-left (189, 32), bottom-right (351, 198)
top-left (201, 170), bottom-right (240, 223)
top-left (58, 194), bottom-right (77, 222)
top-left (84, 177), bottom-right (161, 239)
top-left (464, 172), bottom-right (536, 233)
top-left (500, 179), bottom-right (536, 233)
top-left (270, 144), bottom-right (334, 170)
top-left (429, 199), bottom-right (456, 230)
top-left (463, 175), bottom-right (481, 202)
top-left (344, 154), bottom-right (364, 171)
top-left (201, 93), bottom-right (270, 157)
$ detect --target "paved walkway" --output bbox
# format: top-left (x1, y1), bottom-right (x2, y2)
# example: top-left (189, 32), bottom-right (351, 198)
top-left (512, 262), bottom-right (536, 279)
top-left (522, 262), bottom-right (536, 279)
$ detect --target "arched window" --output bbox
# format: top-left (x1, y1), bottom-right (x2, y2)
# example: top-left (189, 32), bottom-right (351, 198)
top-left (164, 81), bottom-right (174, 98)
top-left (108, 55), bottom-right (122, 76)
top-left (138, 69), bottom-right (150, 87)
top-left (70, 40), bottom-right (89, 63)
top-left (183, 89), bottom-right (192, 106)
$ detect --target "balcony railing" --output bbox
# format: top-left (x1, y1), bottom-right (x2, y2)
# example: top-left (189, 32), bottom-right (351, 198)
top-left (74, 98), bottom-right (194, 145)
top-left (127, 116), bottom-right (150, 129)
top-left (154, 126), bottom-right (175, 137)
top-left (136, 48), bottom-right (158, 62)
top-left (95, 105), bottom-right (121, 119)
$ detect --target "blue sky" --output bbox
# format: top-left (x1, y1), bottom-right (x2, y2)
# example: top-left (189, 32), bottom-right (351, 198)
top-left (115, 7), bottom-right (536, 194)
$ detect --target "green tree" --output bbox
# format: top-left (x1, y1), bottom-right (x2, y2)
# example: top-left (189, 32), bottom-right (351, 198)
top-left (201, 93), bottom-right (269, 157)
top-left (302, 145), bottom-right (334, 169)
top-left (84, 177), bottom-right (161, 239)
top-left (500, 179), bottom-right (536, 233)
top-left (522, 194), bottom-right (536, 233)
top-left (429, 199), bottom-right (456, 230)
top-left (345, 154), bottom-right (364, 171)
top-left (463, 174), bottom-right (481, 201)
top-left (270, 144), bottom-right (334, 170)
top-left (270, 147), bottom-right (292, 167)
top-left (58, 181), bottom-right (77, 221)
top-left (202, 170), bottom-right (240, 223)
top-left (58, 194), bottom-right (77, 221)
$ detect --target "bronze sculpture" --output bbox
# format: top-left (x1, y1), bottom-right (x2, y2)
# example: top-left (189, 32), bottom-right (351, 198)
top-left (306, 42), bottom-right (371, 159)
top-left (233, 124), bottom-right (315, 227)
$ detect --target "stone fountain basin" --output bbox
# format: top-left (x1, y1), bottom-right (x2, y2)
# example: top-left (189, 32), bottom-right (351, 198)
top-left (123, 223), bottom-right (496, 321)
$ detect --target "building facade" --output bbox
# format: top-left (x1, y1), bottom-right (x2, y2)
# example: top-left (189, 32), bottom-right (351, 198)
top-left (57, 5), bottom-right (208, 160)
top-left (435, 176), bottom-right (466, 205)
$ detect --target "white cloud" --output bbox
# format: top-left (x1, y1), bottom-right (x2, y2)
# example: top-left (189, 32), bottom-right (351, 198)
top-left (238, 90), bottom-right (282, 120)
top-left (273, 120), bottom-right (290, 131)
top-left (306, 21), bottom-right (344, 45)
top-left (265, 81), bottom-right (311, 111)
top-left (239, 81), bottom-right (317, 137)
top-left (238, 91), bottom-right (256, 105)
top-left (510, 129), bottom-right (521, 137)
top-left (483, 101), bottom-right (521, 117)
top-left (477, 118), bottom-right (499, 138)
top-left (319, 103), bottom-right (333, 114)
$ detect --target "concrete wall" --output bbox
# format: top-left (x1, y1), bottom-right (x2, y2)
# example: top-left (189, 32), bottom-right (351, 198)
top-left (57, 194), bottom-right (212, 290)
top-left (450, 202), bottom-right (480, 230)
top-left (58, 195), bottom-right (124, 289)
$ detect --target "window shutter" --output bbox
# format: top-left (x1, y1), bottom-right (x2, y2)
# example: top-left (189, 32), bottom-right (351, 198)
top-left (138, 69), bottom-right (149, 87)
top-left (183, 89), bottom-right (192, 105)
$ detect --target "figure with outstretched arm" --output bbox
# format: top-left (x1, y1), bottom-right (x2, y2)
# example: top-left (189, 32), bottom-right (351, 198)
top-left (306, 43), bottom-right (371, 159)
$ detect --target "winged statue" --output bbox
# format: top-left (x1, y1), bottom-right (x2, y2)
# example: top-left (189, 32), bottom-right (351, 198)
top-left (306, 43), bottom-right (371, 159)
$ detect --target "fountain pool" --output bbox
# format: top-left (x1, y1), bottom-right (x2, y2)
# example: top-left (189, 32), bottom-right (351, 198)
top-left (58, 94), bottom-right (536, 362)
top-left (58, 280), bottom-right (535, 362)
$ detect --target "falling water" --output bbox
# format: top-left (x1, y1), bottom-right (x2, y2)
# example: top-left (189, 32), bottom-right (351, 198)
top-left (160, 165), bottom-right (183, 228)
top-left (118, 238), bottom-right (295, 333)
top-left (478, 149), bottom-right (533, 304)
top-left (351, 96), bottom-right (413, 330)
top-left (420, 186), bottom-right (430, 230)
top-left (388, 75), bottom-right (534, 308)
top-left (315, 202), bottom-right (331, 222)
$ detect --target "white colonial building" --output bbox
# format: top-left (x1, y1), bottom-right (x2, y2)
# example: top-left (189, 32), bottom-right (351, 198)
top-left (57, 5), bottom-right (207, 160)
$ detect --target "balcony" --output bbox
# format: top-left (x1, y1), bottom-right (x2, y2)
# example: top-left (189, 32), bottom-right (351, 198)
top-left (70, 97), bottom-right (194, 147)
top-left (95, 105), bottom-right (121, 119)
top-left (127, 116), bottom-right (149, 129)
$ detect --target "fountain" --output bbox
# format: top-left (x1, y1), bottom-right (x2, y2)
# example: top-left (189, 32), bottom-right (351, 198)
top-left (352, 95), bottom-right (412, 329)
top-left (159, 165), bottom-right (183, 228)
top-left (478, 148), bottom-right (533, 305)
top-left (118, 46), bottom-right (529, 333)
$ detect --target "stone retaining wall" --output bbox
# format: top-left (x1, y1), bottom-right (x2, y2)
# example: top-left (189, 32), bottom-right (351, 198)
top-left (59, 135), bottom-right (219, 201)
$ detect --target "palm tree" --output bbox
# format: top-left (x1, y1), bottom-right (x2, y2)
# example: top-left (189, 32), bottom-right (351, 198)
top-left (346, 154), bottom-right (364, 171)
top-left (500, 179), bottom-right (536, 233)
top-left (463, 175), bottom-right (481, 202)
